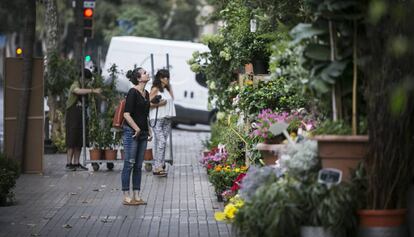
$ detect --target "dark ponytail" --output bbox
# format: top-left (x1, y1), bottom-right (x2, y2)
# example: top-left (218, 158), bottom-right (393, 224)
top-left (126, 67), bottom-right (143, 85)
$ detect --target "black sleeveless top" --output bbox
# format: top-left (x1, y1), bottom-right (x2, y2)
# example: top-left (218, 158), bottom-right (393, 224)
top-left (124, 88), bottom-right (150, 133)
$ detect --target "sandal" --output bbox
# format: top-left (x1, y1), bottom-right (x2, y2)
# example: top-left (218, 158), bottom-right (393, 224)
top-left (134, 198), bottom-right (147, 205)
top-left (122, 197), bottom-right (138, 206)
top-left (153, 170), bottom-right (167, 176)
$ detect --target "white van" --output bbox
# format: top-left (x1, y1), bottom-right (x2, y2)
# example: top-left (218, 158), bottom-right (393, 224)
top-left (102, 36), bottom-right (215, 125)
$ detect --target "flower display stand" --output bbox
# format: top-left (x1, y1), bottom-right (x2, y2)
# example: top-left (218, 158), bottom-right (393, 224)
top-left (256, 143), bottom-right (287, 166)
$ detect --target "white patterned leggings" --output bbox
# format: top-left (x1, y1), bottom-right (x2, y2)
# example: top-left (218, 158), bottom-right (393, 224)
top-left (151, 117), bottom-right (171, 170)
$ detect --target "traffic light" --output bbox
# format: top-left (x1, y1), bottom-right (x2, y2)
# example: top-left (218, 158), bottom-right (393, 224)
top-left (85, 55), bottom-right (91, 62)
top-left (83, 0), bottom-right (95, 38)
top-left (16, 47), bottom-right (23, 56)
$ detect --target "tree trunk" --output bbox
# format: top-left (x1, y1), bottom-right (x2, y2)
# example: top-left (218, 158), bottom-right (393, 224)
top-left (13, 0), bottom-right (36, 166)
top-left (73, 0), bottom-right (83, 70)
top-left (45, 0), bottom-right (58, 54)
top-left (328, 20), bottom-right (342, 121)
top-left (364, 0), bottom-right (414, 209)
top-left (44, 0), bottom-right (60, 144)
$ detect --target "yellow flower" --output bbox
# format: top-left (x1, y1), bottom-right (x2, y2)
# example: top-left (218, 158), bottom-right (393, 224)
top-left (245, 79), bottom-right (253, 85)
top-left (224, 203), bottom-right (237, 219)
top-left (234, 168), bottom-right (241, 173)
top-left (214, 212), bottom-right (226, 221)
top-left (214, 165), bottom-right (222, 172)
top-left (240, 165), bottom-right (248, 171)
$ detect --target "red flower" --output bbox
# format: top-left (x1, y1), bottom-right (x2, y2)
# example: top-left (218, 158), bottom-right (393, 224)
top-left (230, 173), bottom-right (246, 192)
top-left (207, 164), bottom-right (213, 170)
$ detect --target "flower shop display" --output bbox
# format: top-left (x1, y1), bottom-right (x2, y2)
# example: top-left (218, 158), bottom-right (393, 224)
top-left (208, 164), bottom-right (247, 202)
top-left (230, 141), bottom-right (358, 237)
top-left (214, 195), bottom-right (245, 223)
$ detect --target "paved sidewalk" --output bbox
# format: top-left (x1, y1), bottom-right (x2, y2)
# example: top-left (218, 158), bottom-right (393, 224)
top-left (0, 128), bottom-right (232, 237)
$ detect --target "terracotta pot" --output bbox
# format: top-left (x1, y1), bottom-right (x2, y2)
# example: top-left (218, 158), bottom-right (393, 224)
top-left (144, 148), bottom-right (153, 161)
top-left (314, 135), bottom-right (368, 181)
top-left (358, 209), bottom-right (407, 227)
top-left (264, 135), bottom-right (285, 144)
top-left (256, 143), bottom-right (286, 166)
top-left (104, 149), bottom-right (117, 160)
top-left (89, 149), bottom-right (102, 161)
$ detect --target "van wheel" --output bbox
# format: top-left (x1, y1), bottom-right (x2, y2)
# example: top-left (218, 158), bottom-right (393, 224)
top-left (106, 163), bottom-right (114, 170)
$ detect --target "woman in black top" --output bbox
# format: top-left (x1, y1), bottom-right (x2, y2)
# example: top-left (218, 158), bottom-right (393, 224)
top-left (121, 67), bottom-right (152, 205)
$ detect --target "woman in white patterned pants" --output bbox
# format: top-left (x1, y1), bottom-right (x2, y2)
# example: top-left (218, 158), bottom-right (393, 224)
top-left (149, 69), bottom-right (176, 176)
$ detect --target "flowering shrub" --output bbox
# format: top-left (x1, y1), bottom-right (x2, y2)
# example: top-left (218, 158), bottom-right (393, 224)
top-left (200, 146), bottom-right (228, 171)
top-left (214, 195), bottom-right (245, 223)
top-left (208, 165), bottom-right (248, 195)
top-left (221, 172), bottom-right (247, 201)
top-left (251, 109), bottom-right (317, 140)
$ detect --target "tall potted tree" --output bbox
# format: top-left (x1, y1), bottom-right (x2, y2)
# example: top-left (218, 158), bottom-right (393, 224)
top-left (357, 0), bottom-right (414, 235)
top-left (290, 0), bottom-right (368, 181)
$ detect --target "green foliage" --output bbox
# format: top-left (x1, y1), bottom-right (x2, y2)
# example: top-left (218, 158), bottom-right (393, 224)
top-left (234, 177), bottom-right (304, 237)
top-left (209, 116), bottom-right (245, 165)
top-left (88, 64), bottom-right (123, 149)
top-left (312, 120), bottom-right (352, 135)
top-left (45, 52), bottom-right (77, 97)
top-left (0, 154), bottom-right (20, 206)
top-left (235, 141), bottom-right (358, 236)
top-left (236, 78), bottom-right (306, 116)
top-left (299, 176), bottom-right (357, 236)
top-left (208, 166), bottom-right (242, 195)
top-left (103, 4), bottom-right (161, 42)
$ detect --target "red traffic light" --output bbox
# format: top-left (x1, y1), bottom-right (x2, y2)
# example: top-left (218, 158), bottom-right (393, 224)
top-left (83, 8), bottom-right (93, 18)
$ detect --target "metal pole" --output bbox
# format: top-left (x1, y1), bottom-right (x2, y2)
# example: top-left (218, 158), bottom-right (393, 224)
top-left (81, 38), bottom-right (87, 165)
top-left (166, 53), bottom-right (173, 164)
top-left (97, 46), bottom-right (101, 75)
top-left (150, 53), bottom-right (155, 79)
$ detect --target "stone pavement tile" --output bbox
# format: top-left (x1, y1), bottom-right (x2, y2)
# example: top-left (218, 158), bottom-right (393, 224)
top-left (0, 128), bottom-right (232, 237)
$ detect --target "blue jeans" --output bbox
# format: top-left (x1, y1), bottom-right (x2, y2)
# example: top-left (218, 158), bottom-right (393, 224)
top-left (121, 125), bottom-right (148, 191)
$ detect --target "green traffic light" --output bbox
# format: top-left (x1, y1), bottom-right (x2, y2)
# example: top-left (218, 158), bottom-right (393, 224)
top-left (85, 55), bottom-right (91, 62)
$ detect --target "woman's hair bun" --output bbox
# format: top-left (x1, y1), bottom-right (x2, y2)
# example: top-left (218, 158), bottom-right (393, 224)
top-left (126, 70), bottom-right (133, 79)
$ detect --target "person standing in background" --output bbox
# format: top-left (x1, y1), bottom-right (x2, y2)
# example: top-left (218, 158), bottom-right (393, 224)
top-left (121, 67), bottom-right (153, 205)
top-left (149, 69), bottom-right (176, 176)
top-left (65, 68), bottom-right (102, 171)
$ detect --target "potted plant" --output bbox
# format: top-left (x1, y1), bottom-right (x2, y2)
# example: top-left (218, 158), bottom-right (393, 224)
top-left (290, 1), bottom-right (369, 182)
top-left (0, 153), bottom-right (20, 206)
top-left (312, 120), bottom-right (368, 181)
top-left (252, 109), bottom-right (316, 165)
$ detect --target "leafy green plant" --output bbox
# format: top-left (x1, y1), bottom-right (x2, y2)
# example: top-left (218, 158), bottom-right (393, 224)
top-left (208, 165), bottom-right (246, 195)
top-left (290, 0), bottom-right (366, 134)
top-left (238, 166), bottom-right (279, 202)
top-left (235, 77), bottom-right (306, 116)
top-left (312, 120), bottom-right (352, 135)
top-left (0, 154), bottom-right (20, 206)
top-left (234, 177), bottom-right (304, 237)
top-left (88, 64), bottom-right (122, 149)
